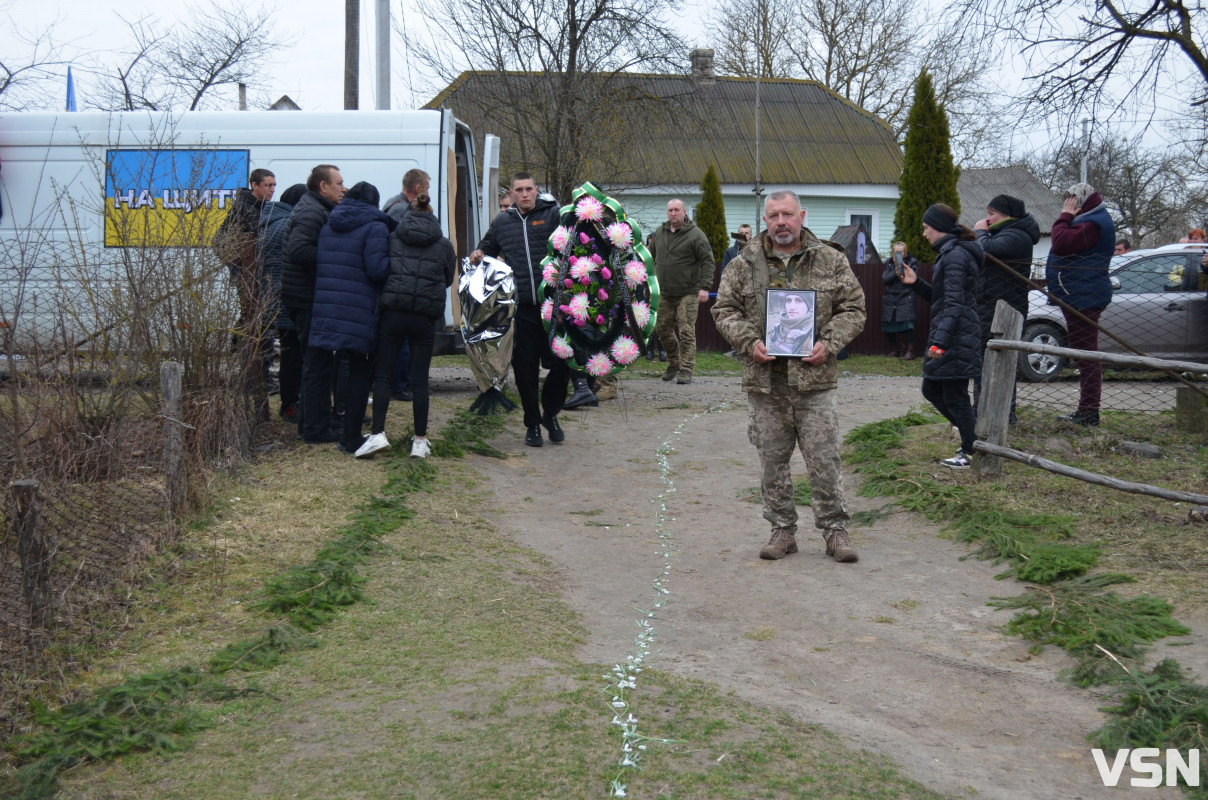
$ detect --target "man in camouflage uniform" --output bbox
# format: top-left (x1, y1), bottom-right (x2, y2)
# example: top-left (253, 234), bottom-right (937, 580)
top-left (712, 191), bottom-right (866, 563)
top-left (649, 199), bottom-right (715, 385)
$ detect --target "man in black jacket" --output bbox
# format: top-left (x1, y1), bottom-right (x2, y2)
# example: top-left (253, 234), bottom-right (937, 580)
top-left (469, 172), bottom-right (568, 447)
top-left (282, 164), bottom-right (346, 443)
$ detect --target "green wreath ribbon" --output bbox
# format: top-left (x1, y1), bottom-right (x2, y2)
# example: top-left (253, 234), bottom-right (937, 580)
top-left (539, 182), bottom-right (660, 376)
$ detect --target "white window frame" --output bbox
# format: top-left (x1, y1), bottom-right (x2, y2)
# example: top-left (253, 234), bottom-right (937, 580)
top-left (845, 208), bottom-right (879, 241)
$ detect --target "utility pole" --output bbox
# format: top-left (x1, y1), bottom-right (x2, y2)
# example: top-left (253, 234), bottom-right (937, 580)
top-left (1080, 118), bottom-right (1091, 184)
top-left (375, 0), bottom-right (389, 110)
top-left (345, 0), bottom-right (359, 110)
top-left (752, 0), bottom-right (765, 232)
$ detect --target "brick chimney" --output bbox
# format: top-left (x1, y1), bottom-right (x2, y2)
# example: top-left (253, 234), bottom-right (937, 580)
top-left (690, 48), bottom-right (716, 85)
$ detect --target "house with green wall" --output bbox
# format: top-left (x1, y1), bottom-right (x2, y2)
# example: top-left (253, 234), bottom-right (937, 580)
top-left (424, 50), bottom-right (904, 256)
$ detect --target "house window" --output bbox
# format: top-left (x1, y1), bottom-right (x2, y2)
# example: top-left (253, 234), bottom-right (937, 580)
top-left (846, 209), bottom-right (878, 241)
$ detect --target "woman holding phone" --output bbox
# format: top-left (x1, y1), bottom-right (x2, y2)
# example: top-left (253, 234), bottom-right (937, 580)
top-left (900, 204), bottom-right (984, 469)
top-left (881, 241), bottom-right (919, 359)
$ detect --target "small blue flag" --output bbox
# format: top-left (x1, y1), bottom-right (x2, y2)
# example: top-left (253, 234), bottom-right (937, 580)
top-left (66, 67), bottom-right (78, 112)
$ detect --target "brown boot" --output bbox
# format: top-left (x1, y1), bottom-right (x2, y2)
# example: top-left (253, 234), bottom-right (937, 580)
top-left (901, 343), bottom-right (918, 361)
top-left (661, 364), bottom-right (678, 382)
top-left (759, 527), bottom-right (798, 560)
top-left (885, 342), bottom-right (900, 358)
top-left (825, 528), bottom-right (858, 563)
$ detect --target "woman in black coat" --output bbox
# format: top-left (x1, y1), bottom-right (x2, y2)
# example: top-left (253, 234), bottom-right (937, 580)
top-left (881, 241), bottom-right (919, 359)
top-left (901, 203), bottom-right (984, 469)
top-left (357, 192), bottom-right (456, 459)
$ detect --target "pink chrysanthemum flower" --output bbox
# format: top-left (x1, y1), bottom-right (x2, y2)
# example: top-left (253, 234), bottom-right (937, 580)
top-left (540, 299), bottom-right (554, 322)
top-left (569, 293), bottom-right (590, 321)
top-left (632, 301), bottom-right (651, 329)
top-left (576, 196), bottom-right (604, 222)
top-left (610, 336), bottom-right (640, 365)
top-left (551, 336), bottom-right (573, 360)
top-left (550, 226), bottom-right (572, 252)
top-left (605, 222), bottom-right (633, 248)
top-left (586, 352), bottom-right (614, 376)
top-left (624, 260), bottom-right (648, 288)
top-left (569, 260), bottom-right (596, 281)
top-left (542, 262), bottom-right (559, 284)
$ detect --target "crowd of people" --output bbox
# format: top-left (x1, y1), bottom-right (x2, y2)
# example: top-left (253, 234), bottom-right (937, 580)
top-left (219, 164), bottom-right (454, 459)
top-left (220, 166), bottom-right (1202, 563)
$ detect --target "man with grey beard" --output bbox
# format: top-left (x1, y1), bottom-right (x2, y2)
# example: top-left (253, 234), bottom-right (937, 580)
top-left (712, 190), bottom-right (866, 564)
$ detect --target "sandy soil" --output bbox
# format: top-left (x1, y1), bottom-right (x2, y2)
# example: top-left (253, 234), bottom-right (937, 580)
top-left (446, 370), bottom-right (1206, 799)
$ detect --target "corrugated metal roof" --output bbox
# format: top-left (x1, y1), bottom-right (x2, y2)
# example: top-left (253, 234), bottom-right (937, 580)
top-left (425, 72), bottom-right (903, 186)
top-left (957, 167), bottom-right (1065, 235)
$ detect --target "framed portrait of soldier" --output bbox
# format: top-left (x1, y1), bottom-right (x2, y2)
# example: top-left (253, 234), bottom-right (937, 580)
top-left (764, 289), bottom-right (816, 358)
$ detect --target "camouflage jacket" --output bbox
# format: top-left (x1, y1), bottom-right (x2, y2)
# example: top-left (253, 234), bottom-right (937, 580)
top-left (712, 228), bottom-right (866, 394)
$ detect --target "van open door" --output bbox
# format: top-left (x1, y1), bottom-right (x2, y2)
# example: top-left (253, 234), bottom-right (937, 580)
top-left (433, 114), bottom-right (482, 355)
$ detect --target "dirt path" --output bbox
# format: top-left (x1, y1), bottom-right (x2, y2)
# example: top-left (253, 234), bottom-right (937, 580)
top-left (455, 371), bottom-right (1208, 799)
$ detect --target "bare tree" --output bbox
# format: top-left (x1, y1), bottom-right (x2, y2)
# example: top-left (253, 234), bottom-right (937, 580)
top-left (703, 0), bottom-right (1006, 162)
top-left (959, 0), bottom-right (1208, 140)
top-left (705, 0), bottom-right (796, 78)
top-left (0, 4), bottom-right (73, 111)
top-left (93, 15), bottom-right (173, 111)
top-left (405, 0), bottom-right (687, 201)
top-left (88, 3), bottom-right (282, 112)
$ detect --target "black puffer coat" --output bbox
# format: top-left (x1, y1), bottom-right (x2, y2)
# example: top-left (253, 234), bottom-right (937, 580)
top-left (910, 235), bottom-right (984, 381)
top-left (280, 190), bottom-right (336, 309)
top-left (974, 214), bottom-right (1040, 340)
top-left (881, 255), bottom-right (919, 325)
top-left (476, 196), bottom-right (560, 306)
top-left (381, 211), bottom-right (456, 319)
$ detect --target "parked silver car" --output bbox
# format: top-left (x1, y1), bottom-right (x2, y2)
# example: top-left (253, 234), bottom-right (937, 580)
top-left (1018, 243), bottom-right (1208, 382)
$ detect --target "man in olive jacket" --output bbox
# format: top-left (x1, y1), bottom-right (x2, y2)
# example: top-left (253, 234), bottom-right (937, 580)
top-left (649, 199), bottom-right (715, 384)
top-left (712, 190), bottom-right (866, 564)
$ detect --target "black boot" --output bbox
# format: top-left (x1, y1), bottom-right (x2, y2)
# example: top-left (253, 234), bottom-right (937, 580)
top-left (563, 376), bottom-right (598, 409)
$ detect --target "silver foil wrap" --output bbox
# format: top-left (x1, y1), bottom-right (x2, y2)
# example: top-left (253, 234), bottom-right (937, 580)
top-left (459, 255), bottom-right (516, 394)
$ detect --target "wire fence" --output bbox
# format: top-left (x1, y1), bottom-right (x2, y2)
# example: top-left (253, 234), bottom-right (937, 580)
top-left (0, 240), bottom-right (272, 731)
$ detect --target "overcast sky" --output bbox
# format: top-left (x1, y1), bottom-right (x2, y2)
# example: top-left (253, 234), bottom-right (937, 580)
top-left (21, 0), bottom-right (712, 112)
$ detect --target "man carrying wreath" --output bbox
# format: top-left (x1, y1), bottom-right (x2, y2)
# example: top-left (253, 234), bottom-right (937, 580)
top-left (713, 191), bottom-right (866, 564)
top-left (470, 172), bottom-right (569, 448)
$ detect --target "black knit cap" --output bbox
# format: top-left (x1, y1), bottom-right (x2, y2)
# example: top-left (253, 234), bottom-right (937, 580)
top-left (280, 183), bottom-right (307, 206)
top-left (987, 194), bottom-right (1025, 219)
top-left (922, 204), bottom-right (958, 233)
top-left (345, 181), bottom-right (380, 208)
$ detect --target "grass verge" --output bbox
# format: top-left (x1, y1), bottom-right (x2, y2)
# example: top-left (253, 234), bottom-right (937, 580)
top-left (3, 396), bottom-right (957, 800)
top-left (843, 410), bottom-right (1208, 794)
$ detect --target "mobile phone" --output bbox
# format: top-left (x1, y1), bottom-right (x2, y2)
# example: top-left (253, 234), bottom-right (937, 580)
top-left (894, 252), bottom-right (903, 268)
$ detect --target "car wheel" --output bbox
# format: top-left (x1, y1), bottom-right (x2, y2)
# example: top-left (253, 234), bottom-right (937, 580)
top-left (1017, 321), bottom-right (1069, 382)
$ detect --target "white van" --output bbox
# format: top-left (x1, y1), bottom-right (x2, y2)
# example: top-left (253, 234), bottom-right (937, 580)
top-left (0, 109), bottom-right (482, 354)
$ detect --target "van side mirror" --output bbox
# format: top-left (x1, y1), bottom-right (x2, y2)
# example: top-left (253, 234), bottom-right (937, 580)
top-left (1110, 276), bottom-right (1121, 291)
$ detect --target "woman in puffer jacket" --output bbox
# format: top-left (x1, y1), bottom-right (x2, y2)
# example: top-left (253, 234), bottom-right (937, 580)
top-left (311, 181), bottom-right (396, 454)
top-left (357, 192), bottom-right (455, 459)
top-left (901, 203), bottom-right (984, 469)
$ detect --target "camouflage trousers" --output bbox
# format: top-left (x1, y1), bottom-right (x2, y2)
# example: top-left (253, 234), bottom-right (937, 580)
top-left (655, 294), bottom-right (700, 377)
top-left (746, 377), bottom-right (848, 533)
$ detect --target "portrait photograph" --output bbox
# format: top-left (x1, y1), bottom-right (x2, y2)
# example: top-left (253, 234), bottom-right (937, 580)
top-left (764, 289), bottom-right (816, 358)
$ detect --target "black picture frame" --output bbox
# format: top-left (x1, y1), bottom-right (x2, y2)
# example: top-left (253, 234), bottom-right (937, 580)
top-left (764, 289), bottom-right (816, 358)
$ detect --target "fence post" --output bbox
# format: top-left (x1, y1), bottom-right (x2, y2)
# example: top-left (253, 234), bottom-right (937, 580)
top-left (10, 479), bottom-right (51, 628)
top-left (161, 361), bottom-right (186, 517)
top-left (974, 301), bottom-right (1024, 478)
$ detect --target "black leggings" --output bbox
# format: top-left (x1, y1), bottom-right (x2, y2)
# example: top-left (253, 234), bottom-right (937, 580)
top-left (373, 310), bottom-right (434, 436)
top-left (921, 378), bottom-right (977, 454)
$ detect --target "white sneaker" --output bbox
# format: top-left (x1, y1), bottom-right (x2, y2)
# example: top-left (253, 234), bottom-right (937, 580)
top-left (410, 437), bottom-right (431, 459)
top-left (355, 432), bottom-right (390, 458)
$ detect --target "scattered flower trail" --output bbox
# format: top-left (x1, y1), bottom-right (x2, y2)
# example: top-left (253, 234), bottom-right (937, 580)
top-left (603, 404), bottom-right (727, 798)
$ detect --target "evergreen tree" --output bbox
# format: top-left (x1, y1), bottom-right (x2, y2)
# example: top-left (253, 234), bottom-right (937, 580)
top-left (893, 69), bottom-right (960, 263)
top-left (696, 164), bottom-right (729, 262)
